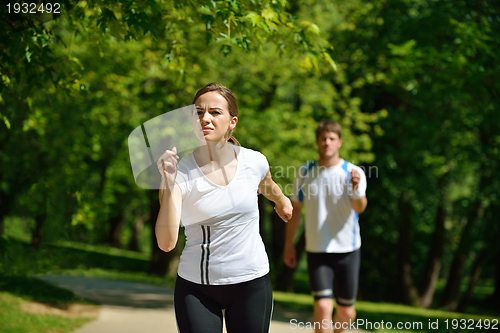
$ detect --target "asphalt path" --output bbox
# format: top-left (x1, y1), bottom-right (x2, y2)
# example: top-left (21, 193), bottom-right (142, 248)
top-left (36, 275), bottom-right (364, 333)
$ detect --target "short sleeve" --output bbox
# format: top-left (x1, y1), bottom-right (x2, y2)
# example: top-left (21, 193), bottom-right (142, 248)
top-left (290, 174), bottom-right (303, 202)
top-left (174, 156), bottom-right (193, 201)
top-left (352, 165), bottom-right (367, 198)
top-left (291, 162), bottom-right (310, 202)
top-left (175, 171), bottom-right (188, 200)
top-left (257, 152), bottom-right (269, 181)
top-left (357, 167), bottom-right (367, 197)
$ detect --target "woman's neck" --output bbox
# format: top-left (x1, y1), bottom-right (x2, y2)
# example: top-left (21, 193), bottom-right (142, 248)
top-left (195, 141), bottom-right (235, 170)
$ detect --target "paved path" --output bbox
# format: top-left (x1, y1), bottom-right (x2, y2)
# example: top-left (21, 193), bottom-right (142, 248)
top-left (36, 275), bottom-right (363, 333)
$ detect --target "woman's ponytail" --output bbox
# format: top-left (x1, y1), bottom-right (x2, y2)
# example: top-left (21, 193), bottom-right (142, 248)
top-left (228, 135), bottom-right (241, 146)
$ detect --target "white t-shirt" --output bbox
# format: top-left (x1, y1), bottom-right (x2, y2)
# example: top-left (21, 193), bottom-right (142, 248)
top-left (291, 158), bottom-right (367, 253)
top-left (175, 145), bottom-right (270, 285)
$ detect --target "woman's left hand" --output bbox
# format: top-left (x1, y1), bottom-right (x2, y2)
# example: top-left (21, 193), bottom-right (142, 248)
top-left (275, 196), bottom-right (293, 222)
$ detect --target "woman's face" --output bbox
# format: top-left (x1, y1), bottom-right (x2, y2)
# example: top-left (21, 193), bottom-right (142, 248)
top-left (193, 91), bottom-right (237, 143)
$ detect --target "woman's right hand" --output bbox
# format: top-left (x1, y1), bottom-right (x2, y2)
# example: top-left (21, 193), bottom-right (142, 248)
top-left (156, 147), bottom-right (179, 189)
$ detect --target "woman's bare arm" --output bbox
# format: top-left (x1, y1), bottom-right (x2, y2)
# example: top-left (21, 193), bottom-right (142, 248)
top-left (258, 170), bottom-right (293, 222)
top-left (156, 182), bottom-right (182, 252)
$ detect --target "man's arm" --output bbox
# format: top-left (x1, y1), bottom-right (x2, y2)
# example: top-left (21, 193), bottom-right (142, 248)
top-left (283, 201), bottom-right (303, 268)
top-left (351, 196), bottom-right (367, 214)
top-left (350, 169), bottom-right (368, 214)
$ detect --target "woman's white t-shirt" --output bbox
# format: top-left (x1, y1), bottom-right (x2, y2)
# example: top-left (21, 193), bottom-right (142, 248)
top-left (175, 145), bottom-right (270, 285)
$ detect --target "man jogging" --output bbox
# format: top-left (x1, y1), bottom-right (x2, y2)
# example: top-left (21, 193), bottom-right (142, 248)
top-left (284, 119), bottom-right (368, 333)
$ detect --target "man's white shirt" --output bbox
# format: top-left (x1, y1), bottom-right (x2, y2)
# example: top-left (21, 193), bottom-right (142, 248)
top-left (291, 158), bottom-right (367, 253)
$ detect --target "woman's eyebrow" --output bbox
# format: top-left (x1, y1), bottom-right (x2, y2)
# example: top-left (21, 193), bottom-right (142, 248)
top-left (195, 106), bottom-right (224, 111)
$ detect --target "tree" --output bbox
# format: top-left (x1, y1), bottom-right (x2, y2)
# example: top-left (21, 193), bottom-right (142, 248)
top-left (1, 0), bottom-right (335, 274)
top-left (291, 0), bottom-right (500, 306)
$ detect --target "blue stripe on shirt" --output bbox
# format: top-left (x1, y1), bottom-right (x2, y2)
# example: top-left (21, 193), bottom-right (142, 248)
top-left (299, 161), bottom-right (316, 202)
top-left (342, 161), bottom-right (358, 250)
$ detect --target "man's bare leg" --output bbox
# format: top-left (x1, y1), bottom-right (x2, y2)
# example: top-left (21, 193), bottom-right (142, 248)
top-left (313, 298), bottom-right (334, 333)
top-left (333, 304), bottom-right (356, 333)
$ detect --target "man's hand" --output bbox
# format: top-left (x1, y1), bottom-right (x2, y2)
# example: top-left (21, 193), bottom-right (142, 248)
top-left (283, 245), bottom-right (297, 268)
top-left (350, 169), bottom-right (367, 213)
top-left (351, 169), bottom-right (361, 191)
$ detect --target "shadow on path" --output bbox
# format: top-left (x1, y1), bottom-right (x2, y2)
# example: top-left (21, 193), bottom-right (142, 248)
top-left (37, 275), bottom-right (174, 309)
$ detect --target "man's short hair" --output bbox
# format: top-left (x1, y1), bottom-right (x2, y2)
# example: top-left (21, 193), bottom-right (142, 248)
top-left (316, 119), bottom-right (342, 140)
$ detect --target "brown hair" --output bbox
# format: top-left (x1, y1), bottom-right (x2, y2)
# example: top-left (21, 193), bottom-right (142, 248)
top-left (316, 119), bottom-right (342, 140)
top-left (192, 83), bottom-right (240, 146)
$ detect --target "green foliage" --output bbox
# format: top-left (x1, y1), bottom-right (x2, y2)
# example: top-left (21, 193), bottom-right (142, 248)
top-left (0, 0), bottom-right (334, 102)
top-left (0, 0), bottom-right (338, 248)
top-left (0, 292), bottom-right (93, 333)
top-left (319, 0), bottom-right (500, 305)
top-left (1, 0), bottom-right (499, 312)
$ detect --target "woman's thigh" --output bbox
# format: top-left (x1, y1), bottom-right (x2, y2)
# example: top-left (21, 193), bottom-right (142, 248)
top-left (174, 276), bottom-right (223, 333)
top-left (224, 274), bottom-right (273, 333)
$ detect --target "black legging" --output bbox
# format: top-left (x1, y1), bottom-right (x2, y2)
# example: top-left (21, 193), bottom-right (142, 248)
top-left (174, 273), bottom-right (273, 333)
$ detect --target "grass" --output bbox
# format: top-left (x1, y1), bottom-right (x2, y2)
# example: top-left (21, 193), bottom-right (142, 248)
top-left (0, 234), bottom-right (176, 286)
top-left (0, 232), bottom-right (156, 333)
top-left (0, 236), bottom-right (150, 277)
top-left (0, 292), bottom-right (95, 333)
top-left (273, 291), bottom-right (500, 332)
top-left (0, 275), bottom-right (97, 333)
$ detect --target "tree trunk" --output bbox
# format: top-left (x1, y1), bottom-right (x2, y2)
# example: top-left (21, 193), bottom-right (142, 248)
top-left (30, 193), bottom-right (48, 248)
top-left (148, 190), bottom-right (167, 275)
top-left (107, 214), bottom-right (126, 248)
top-left (275, 231), bottom-right (306, 292)
top-left (258, 83), bottom-right (277, 111)
top-left (261, 194), bottom-right (305, 292)
top-left (0, 196), bottom-right (4, 238)
top-left (128, 214), bottom-right (146, 252)
top-left (258, 195), bottom-right (267, 248)
top-left (482, 228), bottom-right (500, 308)
top-left (457, 247), bottom-right (489, 313)
top-left (396, 193), bottom-right (420, 306)
top-left (418, 204), bottom-right (444, 308)
top-left (147, 190), bottom-right (180, 276)
top-left (440, 200), bottom-right (484, 310)
top-left (271, 209), bottom-right (286, 264)
top-left (0, 189), bottom-right (10, 238)
top-left (492, 246), bottom-right (500, 308)
top-left (270, 206), bottom-right (288, 288)
top-left (30, 212), bottom-right (47, 248)
top-left (418, 172), bottom-right (449, 308)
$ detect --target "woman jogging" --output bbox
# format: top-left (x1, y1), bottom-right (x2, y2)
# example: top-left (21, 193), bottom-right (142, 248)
top-left (155, 83), bottom-right (293, 333)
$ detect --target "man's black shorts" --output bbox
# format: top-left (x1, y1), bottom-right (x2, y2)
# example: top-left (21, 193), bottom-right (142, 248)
top-left (307, 249), bottom-right (360, 306)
